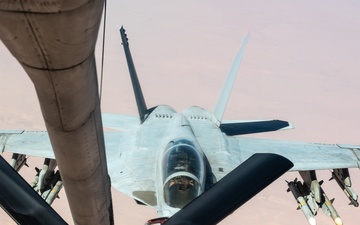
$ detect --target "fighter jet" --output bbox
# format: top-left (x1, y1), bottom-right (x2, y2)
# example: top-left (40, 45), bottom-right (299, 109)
top-left (0, 1), bottom-right (291, 224)
top-left (1, 27), bottom-right (360, 225)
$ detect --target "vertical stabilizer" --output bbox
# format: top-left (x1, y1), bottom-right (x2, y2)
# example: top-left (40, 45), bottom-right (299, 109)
top-left (120, 26), bottom-right (148, 123)
top-left (213, 34), bottom-right (249, 125)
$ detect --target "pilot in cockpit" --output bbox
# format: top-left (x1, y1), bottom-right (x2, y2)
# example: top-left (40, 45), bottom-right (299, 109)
top-left (168, 176), bottom-right (195, 191)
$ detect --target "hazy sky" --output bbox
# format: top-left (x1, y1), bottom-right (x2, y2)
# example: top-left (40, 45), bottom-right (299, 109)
top-left (1, 1), bottom-right (360, 224)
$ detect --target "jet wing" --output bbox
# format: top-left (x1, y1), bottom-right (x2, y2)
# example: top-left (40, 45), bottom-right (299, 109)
top-left (0, 112), bottom-right (139, 157)
top-left (0, 131), bottom-right (55, 159)
top-left (226, 136), bottom-right (360, 171)
top-left (0, 125), bottom-right (160, 208)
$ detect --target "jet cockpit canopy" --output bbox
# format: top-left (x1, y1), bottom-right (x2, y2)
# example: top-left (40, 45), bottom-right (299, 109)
top-left (162, 139), bottom-right (205, 208)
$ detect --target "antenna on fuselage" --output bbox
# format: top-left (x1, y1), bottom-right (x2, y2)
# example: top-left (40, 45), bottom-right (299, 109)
top-left (213, 34), bottom-right (249, 125)
top-left (120, 26), bottom-right (148, 123)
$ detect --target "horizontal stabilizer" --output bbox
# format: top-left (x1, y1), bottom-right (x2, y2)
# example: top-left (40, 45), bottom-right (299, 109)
top-left (220, 119), bottom-right (294, 136)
